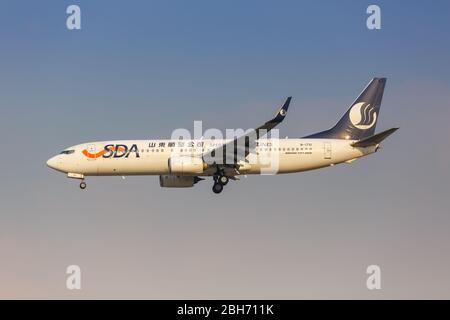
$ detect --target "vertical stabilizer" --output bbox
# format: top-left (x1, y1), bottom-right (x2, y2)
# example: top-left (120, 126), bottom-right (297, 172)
top-left (306, 78), bottom-right (386, 140)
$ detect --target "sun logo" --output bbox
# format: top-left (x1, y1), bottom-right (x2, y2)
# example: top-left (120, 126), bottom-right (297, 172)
top-left (349, 102), bottom-right (377, 130)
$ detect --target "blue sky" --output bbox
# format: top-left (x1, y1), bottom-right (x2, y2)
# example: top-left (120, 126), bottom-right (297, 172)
top-left (1, 0), bottom-right (450, 298)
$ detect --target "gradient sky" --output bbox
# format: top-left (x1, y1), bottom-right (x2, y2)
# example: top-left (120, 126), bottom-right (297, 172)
top-left (1, 0), bottom-right (450, 299)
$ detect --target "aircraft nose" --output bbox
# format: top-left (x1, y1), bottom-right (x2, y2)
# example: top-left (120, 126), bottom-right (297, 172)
top-left (46, 156), bottom-right (59, 170)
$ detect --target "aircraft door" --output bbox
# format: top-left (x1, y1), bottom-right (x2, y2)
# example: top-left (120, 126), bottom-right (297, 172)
top-left (323, 142), bottom-right (332, 159)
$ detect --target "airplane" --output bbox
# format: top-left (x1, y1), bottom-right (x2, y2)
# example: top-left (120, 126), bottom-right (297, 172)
top-left (47, 78), bottom-right (398, 194)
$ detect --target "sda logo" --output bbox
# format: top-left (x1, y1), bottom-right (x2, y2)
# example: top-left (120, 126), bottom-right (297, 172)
top-left (349, 102), bottom-right (377, 130)
top-left (103, 144), bottom-right (140, 158)
top-left (82, 144), bottom-right (140, 159)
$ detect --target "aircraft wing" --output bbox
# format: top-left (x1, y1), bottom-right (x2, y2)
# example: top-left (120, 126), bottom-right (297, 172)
top-left (202, 97), bottom-right (291, 167)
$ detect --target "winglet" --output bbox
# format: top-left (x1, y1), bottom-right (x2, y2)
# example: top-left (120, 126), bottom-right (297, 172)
top-left (203, 96), bottom-right (292, 163)
top-left (258, 97), bottom-right (292, 135)
top-left (275, 97), bottom-right (292, 121)
top-left (272, 96), bottom-right (291, 123)
top-left (351, 127), bottom-right (399, 148)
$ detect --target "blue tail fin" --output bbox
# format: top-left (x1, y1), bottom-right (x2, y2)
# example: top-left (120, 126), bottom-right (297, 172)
top-left (305, 78), bottom-right (386, 140)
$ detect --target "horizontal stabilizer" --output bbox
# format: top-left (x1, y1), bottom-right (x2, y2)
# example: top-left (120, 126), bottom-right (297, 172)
top-left (351, 127), bottom-right (399, 148)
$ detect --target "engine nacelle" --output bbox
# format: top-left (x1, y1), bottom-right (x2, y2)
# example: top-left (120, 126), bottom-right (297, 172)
top-left (159, 175), bottom-right (202, 188)
top-left (168, 156), bottom-right (205, 175)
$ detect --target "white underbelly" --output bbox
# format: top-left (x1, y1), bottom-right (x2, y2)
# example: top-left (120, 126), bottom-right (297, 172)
top-left (95, 156), bottom-right (169, 175)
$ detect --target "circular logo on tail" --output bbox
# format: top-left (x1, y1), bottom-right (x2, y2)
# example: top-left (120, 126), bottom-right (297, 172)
top-left (279, 109), bottom-right (287, 116)
top-left (349, 102), bottom-right (377, 130)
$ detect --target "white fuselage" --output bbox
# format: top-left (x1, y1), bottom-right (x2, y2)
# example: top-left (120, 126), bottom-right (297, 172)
top-left (46, 138), bottom-right (376, 177)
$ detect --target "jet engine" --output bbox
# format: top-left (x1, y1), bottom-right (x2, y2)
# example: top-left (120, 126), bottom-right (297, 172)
top-left (159, 175), bottom-right (203, 188)
top-left (168, 156), bottom-right (206, 175)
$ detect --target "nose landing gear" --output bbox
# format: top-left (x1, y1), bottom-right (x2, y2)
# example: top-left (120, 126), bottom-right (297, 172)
top-left (67, 173), bottom-right (86, 190)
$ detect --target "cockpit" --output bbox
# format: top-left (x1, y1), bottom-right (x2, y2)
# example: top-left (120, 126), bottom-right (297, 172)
top-left (60, 150), bottom-right (75, 155)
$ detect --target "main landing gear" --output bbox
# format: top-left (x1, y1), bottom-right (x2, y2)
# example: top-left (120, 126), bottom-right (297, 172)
top-left (218, 175), bottom-right (229, 186)
top-left (79, 181), bottom-right (87, 190)
top-left (212, 182), bottom-right (223, 194)
top-left (212, 174), bottom-right (229, 194)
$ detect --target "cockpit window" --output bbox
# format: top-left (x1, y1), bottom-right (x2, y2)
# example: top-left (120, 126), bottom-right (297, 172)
top-left (60, 150), bottom-right (75, 155)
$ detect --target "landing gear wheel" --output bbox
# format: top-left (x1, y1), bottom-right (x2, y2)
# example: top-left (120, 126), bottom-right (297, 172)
top-left (212, 183), bottom-right (223, 194)
top-left (80, 181), bottom-right (87, 190)
top-left (218, 175), bottom-right (229, 186)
